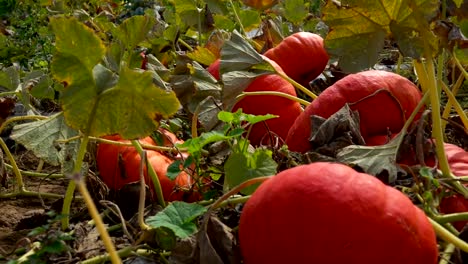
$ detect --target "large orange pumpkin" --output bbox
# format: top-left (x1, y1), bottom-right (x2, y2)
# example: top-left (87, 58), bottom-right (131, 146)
top-left (264, 32), bottom-right (329, 87)
top-left (207, 57), bottom-right (303, 146)
top-left (239, 162), bottom-right (438, 264)
top-left (286, 70), bottom-right (423, 153)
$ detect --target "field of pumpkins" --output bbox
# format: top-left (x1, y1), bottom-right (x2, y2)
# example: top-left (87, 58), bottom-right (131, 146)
top-left (0, 0), bottom-right (467, 263)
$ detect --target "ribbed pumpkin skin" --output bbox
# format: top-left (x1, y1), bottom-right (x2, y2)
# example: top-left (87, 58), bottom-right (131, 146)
top-left (285, 70), bottom-right (422, 153)
top-left (207, 58), bottom-right (303, 146)
top-left (239, 162), bottom-right (438, 264)
top-left (264, 32), bottom-right (329, 87)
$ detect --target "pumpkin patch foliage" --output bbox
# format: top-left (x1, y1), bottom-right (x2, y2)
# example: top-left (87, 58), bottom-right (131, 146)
top-left (1, 0), bottom-right (467, 263)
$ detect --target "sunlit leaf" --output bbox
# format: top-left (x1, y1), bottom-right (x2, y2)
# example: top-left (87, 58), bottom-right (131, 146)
top-left (88, 67), bottom-right (180, 138)
top-left (50, 17), bottom-right (105, 71)
top-left (322, 0), bottom-right (439, 72)
top-left (114, 15), bottom-right (156, 50)
top-left (186, 46), bottom-right (218, 66)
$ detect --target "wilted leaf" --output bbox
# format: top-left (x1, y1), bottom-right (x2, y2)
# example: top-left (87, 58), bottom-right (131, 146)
top-left (336, 133), bottom-right (406, 183)
top-left (146, 201), bottom-right (207, 239)
top-left (196, 96), bottom-right (223, 131)
top-left (0, 148), bottom-right (6, 188)
top-left (322, 0), bottom-right (439, 72)
top-left (224, 146), bottom-right (277, 194)
top-left (169, 236), bottom-right (198, 264)
top-left (220, 30), bottom-right (266, 73)
top-left (309, 104), bottom-right (365, 157)
top-left (197, 215), bottom-right (241, 264)
top-left (171, 60), bottom-right (221, 113)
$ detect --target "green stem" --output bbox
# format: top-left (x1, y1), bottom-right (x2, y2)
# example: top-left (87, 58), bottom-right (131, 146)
top-left (0, 189), bottom-right (65, 199)
top-left (274, 69), bottom-right (317, 100)
top-left (229, 0), bottom-right (246, 36)
top-left (441, 73), bottom-right (465, 132)
top-left (61, 135), bottom-right (89, 230)
top-left (440, 80), bottom-right (468, 131)
top-left (430, 217), bottom-right (468, 253)
top-left (413, 59), bottom-right (468, 197)
top-left (0, 91), bottom-right (18, 97)
top-left (93, 136), bottom-right (179, 153)
top-left (211, 176), bottom-right (271, 211)
top-left (0, 137), bottom-right (25, 191)
top-left (76, 177), bottom-right (121, 263)
top-left (177, 38), bottom-right (194, 52)
top-left (452, 51), bottom-right (468, 80)
top-left (396, 52), bottom-right (403, 75)
top-left (439, 243), bottom-right (456, 264)
top-left (131, 140), bottom-right (166, 208)
top-left (80, 246), bottom-right (133, 264)
top-left (434, 212), bottom-right (468, 225)
top-left (4, 163), bottom-right (64, 178)
top-left (138, 150), bottom-right (150, 231)
top-left (198, 195), bottom-right (251, 207)
top-left (236, 91), bottom-right (310, 106)
top-left (0, 115), bottom-right (48, 134)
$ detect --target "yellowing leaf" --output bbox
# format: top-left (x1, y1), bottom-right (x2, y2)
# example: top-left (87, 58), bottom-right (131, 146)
top-left (49, 17), bottom-right (105, 70)
top-left (322, 0), bottom-right (439, 72)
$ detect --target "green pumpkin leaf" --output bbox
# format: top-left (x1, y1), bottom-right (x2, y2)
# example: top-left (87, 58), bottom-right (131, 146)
top-left (283, 0), bottom-right (309, 25)
top-left (238, 9), bottom-right (261, 32)
top-left (51, 17), bottom-right (180, 139)
top-left (25, 71), bottom-right (55, 100)
top-left (0, 66), bottom-right (20, 91)
top-left (224, 146), bottom-right (277, 195)
top-left (87, 67), bottom-right (180, 138)
top-left (217, 109), bottom-right (277, 126)
top-left (336, 133), bottom-right (406, 183)
top-left (146, 201), bottom-right (207, 239)
top-left (50, 17), bottom-right (105, 71)
top-left (114, 15), bottom-right (156, 50)
top-left (186, 46), bottom-right (218, 66)
top-left (322, 0), bottom-right (439, 72)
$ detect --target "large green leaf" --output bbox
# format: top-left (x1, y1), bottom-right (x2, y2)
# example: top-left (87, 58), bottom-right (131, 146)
top-left (49, 17), bottom-right (105, 71)
top-left (146, 201), bottom-right (207, 239)
top-left (51, 17), bottom-right (180, 139)
top-left (322, 0), bottom-right (439, 72)
top-left (85, 68), bottom-right (180, 138)
top-left (114, 15), bottom-right (156, 50)
top-left (283, 0), bottom-right (309, 25)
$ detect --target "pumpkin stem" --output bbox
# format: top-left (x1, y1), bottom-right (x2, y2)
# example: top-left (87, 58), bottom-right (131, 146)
top-left (429, 217), bottom-right (468, 253)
